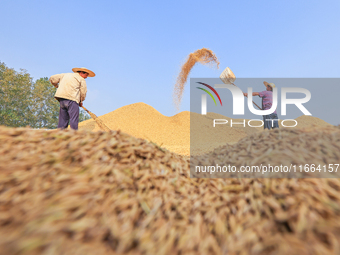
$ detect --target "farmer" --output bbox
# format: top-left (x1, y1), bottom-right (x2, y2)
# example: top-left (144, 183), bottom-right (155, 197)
top-left (49, 67), bottom-right (95, 130)
top-left (243, 81), bottom-right (279, 130)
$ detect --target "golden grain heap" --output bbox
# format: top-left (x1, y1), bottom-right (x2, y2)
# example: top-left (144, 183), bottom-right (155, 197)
top-left (79, 103), bottom-right (334, 156)
top-left (173, 48), bottom-right (220, 110)
top-left (1, 125), bottom-right (340, 254)
top-left (79, 103), bottom-right (191, 155)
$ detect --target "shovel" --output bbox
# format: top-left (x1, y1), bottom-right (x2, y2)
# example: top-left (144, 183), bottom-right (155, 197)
top-left (80, 105), bottom-right (111, 132)
top-left (220, 67), bottom-right (262, 110)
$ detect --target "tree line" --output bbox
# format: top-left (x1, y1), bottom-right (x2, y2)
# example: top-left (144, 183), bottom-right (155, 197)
top-left (0, 62), bottom-right (90, 129)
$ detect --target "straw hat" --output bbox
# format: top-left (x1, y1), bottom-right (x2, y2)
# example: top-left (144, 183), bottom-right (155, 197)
top-left (263, 81), bottom-right (276, 89)
top-left (72, 67), bottom-right (95, 77)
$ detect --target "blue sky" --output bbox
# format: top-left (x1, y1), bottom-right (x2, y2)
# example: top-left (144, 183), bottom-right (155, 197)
top-left (1, 0), bottom-right (340, 124)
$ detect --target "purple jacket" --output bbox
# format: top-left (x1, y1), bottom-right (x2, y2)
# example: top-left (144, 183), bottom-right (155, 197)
top-left (258, 91), bottom-right (277, 114)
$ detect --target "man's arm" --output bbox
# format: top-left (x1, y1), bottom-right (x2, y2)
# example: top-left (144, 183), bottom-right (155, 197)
top-left (49, 74), bottom-right (64, 88)
top-left (79, 80), bottom-right (87, 106)
top-left (243, 92), bottom-right (260, 97)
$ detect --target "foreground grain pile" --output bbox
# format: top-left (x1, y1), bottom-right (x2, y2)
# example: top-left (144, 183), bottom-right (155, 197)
top-left (1, 126), bottom-right (340, 254)
top-left (0, 126), bottom-right (188, 255)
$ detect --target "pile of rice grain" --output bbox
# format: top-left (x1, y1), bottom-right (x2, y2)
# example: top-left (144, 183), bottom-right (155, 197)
top-left (1, 126), bottom-right (340, 254)
top-left (80, 103), bottom-right (191, 155)
top-left (79, 103), bottom-right (333, 156)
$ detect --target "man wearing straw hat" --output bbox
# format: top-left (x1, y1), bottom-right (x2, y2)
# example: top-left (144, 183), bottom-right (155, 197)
top-left (49, 67), bottom-right (95, 130)
top-left (243, 81), bottom-right (279, 130)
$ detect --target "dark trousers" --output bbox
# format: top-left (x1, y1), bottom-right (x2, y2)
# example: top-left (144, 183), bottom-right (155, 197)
top-left (263, 113), bottom-right (279, 130)
top-left (58, 99), bottom-right (79, 130)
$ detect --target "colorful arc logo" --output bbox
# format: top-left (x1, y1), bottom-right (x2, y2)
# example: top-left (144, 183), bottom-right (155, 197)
top-left (196, 82), bottom-right (222, 106)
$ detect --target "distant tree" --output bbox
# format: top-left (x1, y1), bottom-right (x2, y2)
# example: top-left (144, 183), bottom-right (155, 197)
top-left (30, 77), bottom-right (59, 129)
top-left (0, 62), bottom-right (33, 127)
top-left (0, 62), bottom-right (91, 128)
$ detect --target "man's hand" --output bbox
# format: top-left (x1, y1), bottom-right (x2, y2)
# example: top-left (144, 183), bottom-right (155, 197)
top-left (79, 102), bottom-right (83, 107)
